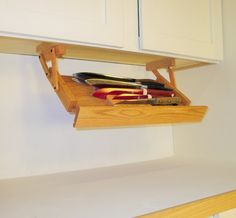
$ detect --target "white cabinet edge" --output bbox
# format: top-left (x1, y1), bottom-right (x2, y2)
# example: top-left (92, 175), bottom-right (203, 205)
top-left (138, 0), bottom-right (224, 63)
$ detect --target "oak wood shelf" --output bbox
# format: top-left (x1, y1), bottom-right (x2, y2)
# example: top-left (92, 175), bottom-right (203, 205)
top-left (36, 43), bottom-right (207, 128)
top-left (58, 76), bottom-right (207, 128)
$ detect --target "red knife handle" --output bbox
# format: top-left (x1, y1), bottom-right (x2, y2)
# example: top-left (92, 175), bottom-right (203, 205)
top-left (93, 88), bottom-right (143, 99)
top-left (112, 94), bottom-right (152, 100)
top-left (147, 89), bottom-right (175, 97)
top-left (93, 88), bottom-right (175, 99)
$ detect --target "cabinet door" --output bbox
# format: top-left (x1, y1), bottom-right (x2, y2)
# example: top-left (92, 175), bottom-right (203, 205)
top-left (138, 0), bottom-right (223, 61)
top-left (0, 0), bottom-right (124, 48)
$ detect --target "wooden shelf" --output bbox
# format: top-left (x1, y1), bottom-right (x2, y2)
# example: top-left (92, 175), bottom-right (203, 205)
top-left (35, 43), bottom-right (208, 128)
top-left (53, 75), bottom-right (206, 128)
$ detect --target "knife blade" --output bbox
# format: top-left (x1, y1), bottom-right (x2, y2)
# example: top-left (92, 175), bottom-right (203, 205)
top-left (72, 72), bottom-right (165, 87)
top-left (85, 79), bottom-right (173, 91)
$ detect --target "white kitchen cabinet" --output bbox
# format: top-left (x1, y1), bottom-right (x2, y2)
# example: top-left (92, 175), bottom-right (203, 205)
top-left (138, 0), bottom-right (223, 61)
top-left (0, 0), bottom-right (223, 62)
top-left (0, 0), bottom-right (125, 48)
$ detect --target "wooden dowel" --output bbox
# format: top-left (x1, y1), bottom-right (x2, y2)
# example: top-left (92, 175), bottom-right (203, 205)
top-left (51, 48), bottom-right (59, 91)
top-left (168, 67), bottom-right (177, 88)
top-left (39, 54), bottom-right (51, 77)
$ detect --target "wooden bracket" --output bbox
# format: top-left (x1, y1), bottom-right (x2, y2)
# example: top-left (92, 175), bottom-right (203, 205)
top-left (37, 44), bottom-right (66, 91)
top-left (146, 58), bottom-right (191, 105)
top-left (146, 58), bottom-right (177, 87)
top-left (146, 58), bottom-right (175, 71)
top-left (167, 67), bottom-right (176, 87)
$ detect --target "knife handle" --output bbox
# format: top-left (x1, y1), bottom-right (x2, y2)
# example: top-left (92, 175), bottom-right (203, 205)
top-left (112, 94), bottom-right (152, 100)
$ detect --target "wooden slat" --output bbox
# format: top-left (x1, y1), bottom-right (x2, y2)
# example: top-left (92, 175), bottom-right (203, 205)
top-left (167, 67), bottom-right (177, 87)
top-left (146, 58), bottom-right (175, 71)
top-left (56, 76), bottom-right (78, 112)
top-left (38, 59), bottom-right (78, 112)
top-left (60, 76), bottom-right (109, 107)
top-left (39, 55), bottom-right (51, 77)
top-left (37, 43), bottom-right (66, 60)
top-left (74, 105), bottom-right (207, 128)
top-left (138, 190), bottom-right (236, 218)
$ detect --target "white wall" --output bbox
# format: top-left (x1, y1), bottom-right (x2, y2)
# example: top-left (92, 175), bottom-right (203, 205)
top-left (0, 53), bottom-right (173, 180)
top-left (173, 0), bottom-right (236, 162)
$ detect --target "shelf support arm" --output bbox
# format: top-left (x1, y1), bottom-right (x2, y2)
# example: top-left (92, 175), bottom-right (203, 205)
top-left (146, 58), bottom-right (191, 105)
top-left (167, 66), bottom-right (176, 87)
top-left (37, 44), bottom-right (66, 91)
top-left (146, 58), bottom-right (177, 87)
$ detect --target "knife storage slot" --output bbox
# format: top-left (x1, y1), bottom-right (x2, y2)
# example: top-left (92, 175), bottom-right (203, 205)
top-left (37, 44), bottom-right (207, 129)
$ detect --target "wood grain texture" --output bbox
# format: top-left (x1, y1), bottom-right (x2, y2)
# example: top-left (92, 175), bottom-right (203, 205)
top-left (74, 105), bottom-right (207, 128)
top-left (38, 59), bottom-right (78, 112)
top-left (37, 43), bottom-right (66, 60)
top-left (39, 75), bottom-right (207, 128)
top-left (61, 76), bottom-right (109, 107)
top-left (138, 190), bottom-right (236, 218)
top-left (0, 36), bottom-right (209, 70)
top-left (146, 58), bottom-right (175, 71)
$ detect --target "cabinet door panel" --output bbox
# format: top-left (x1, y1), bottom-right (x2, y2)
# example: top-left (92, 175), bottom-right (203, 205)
top-left (139, 0), bottom-right (223, 61)
top-left (0, 0), bottom-right (124, 48)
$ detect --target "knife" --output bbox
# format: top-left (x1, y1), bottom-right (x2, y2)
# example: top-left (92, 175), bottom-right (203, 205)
top-left (93, 88), bottom-right (175, 99)
top-left (72, 72), bottom-right (165, 87)
top-left (111, 94), bottom-right (152, 100)
top-left (85, 79), bottom-right (173, 91)
top-left (110, 97), bottom-right (182, 106)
